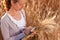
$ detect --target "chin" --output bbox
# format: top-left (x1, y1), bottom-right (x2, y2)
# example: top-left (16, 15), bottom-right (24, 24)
top-left (18, 9), bottom-right (22, 11)
top-left (20, 7), bottom-right (23, 10)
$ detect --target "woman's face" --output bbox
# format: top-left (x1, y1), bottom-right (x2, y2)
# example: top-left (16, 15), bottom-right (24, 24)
top-left (12, 0), bottom-right (26, 11)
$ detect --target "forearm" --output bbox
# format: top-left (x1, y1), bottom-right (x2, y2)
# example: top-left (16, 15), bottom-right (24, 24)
top-left (11, 31), bottom-right (26, 40)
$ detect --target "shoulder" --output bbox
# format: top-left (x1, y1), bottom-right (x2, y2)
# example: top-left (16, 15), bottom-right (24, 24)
top-left (21, 9), bottom-right (25, 14)
top-left (1, 13), bottom-right (7, 21)
top-left (21, 9), bottom-right (26, 17)
top-left (21, 9), bottom-right (25, 13)
top-left (1, 12), bottom-right (9, 22)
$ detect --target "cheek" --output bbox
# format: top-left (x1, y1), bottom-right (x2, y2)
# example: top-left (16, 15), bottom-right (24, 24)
top-left (14, 4), bottom-right (20, 10)
top-left (17, 4), bottom-right (23, 10)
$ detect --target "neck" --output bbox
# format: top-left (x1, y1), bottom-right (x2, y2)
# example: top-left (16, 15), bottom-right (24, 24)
top-left (9, 7), bottom-right (19, 15)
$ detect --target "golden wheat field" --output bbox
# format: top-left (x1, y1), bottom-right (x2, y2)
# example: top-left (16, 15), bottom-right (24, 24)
top-left (0, 0), bottom-right (60, 40)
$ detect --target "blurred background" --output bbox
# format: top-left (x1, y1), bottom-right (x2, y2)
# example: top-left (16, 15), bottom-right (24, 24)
top-left (0, 0), bottom-right (60, 40)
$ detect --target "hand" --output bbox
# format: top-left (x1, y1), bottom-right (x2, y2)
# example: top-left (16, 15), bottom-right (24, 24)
top-left (30, 31), bottom-right (37, 37)
top-left (24, 26), bottom-right (33, 35)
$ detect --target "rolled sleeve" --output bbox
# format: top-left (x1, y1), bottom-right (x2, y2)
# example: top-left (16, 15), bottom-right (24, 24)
top-left (14, 31), bottom-right (26, 40)
top-left (1, 20), bottom-right (26, 40)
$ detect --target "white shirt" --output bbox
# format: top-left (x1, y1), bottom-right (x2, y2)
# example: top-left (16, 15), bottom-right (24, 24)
top-left (7, 9), bottom-right (26, 30)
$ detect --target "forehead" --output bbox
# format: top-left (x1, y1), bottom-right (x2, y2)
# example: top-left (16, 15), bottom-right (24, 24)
top-left (17, 0), bottom-right (26, 4)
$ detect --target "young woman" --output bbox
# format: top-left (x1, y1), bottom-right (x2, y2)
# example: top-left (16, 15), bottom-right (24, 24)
top-left (1, 0), bottom-right (36, 40)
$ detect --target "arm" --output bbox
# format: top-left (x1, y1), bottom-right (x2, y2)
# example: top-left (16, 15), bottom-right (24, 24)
top-left (1, 20), bottom-right (26, 40)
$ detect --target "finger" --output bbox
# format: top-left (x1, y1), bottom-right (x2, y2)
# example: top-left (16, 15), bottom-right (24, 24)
top-left (30, 34), bottom-right (34, 37)
top-left (30, 32), bottom-right (37, 37)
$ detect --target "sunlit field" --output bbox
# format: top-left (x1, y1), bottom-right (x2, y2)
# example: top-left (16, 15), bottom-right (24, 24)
top-left (0, 0), bottom-right (60, 40)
